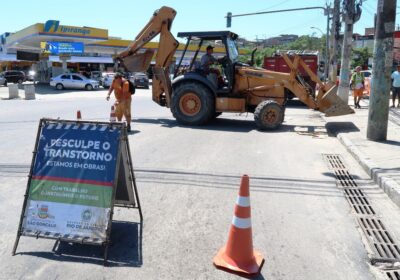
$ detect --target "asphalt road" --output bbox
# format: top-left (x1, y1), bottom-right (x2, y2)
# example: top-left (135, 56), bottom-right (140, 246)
top-left (0, 84), bottom-right (399, 279)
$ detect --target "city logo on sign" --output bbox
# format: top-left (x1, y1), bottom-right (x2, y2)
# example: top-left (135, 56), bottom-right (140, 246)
top-left (81, 209), bottom-right (92, 222)
top-left (38, 205), bottom-right (49, 219)
top-left (44, 20), bottom-right (91, 36)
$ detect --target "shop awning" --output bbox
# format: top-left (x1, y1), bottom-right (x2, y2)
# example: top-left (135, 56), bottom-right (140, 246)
top-left (0, 54), bottom-right (18, 62)
top-left (0, 54), bottom-right (113, 63)
top-left (49, 56), bottom-right (113, 63)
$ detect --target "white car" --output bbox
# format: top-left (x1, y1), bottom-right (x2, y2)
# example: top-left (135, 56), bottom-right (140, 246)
top-left (0, 73), bottom-right (6, 86)
top-left (101, 73), bottom-right (115, 89)
top-left (50, 74), bottom-right (99, 90)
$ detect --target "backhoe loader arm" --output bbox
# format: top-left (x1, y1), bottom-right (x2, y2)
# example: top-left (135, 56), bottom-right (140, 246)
top-left (281, 53), bottom-right (354, 116)
top-left (117, 6), bottom-right (179, 107)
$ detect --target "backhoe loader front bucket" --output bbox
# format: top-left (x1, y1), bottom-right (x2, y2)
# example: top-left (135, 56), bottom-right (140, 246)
top-left (120, 49), bottom-right (155, 73)
top-left (317, 85), bottom-right (355, 117)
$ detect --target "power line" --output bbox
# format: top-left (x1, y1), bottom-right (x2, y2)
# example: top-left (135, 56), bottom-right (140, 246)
top-left (252, 15), bottom-right (323, 40)
top-left (254, 0), bottom-right (292, 13)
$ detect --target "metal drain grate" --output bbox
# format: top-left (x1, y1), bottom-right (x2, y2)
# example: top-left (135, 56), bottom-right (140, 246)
top-left (324, 154), bottom-right (400, 266)
top-left (324, 154), bottom-right (347, 170)
top-left (333, 169), bottom-right (358, 188)
top-left (387, 271), bottom-right (400, 280)
top-left (343, 188), bottom-right (375, 215)
top-left (358, 217), bottom-right (400, 264)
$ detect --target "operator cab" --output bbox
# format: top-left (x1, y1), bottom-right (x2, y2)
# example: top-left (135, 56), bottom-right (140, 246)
top-left (175, 31), bottom-right (239, 93)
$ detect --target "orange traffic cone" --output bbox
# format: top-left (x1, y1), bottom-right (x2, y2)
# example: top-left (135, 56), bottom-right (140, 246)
top-left (109, 105), bottom-right (116, 122)
top-left (76, 110), bottom-right (82, 120)
top-left (213, 175), bottom-right (264, 276)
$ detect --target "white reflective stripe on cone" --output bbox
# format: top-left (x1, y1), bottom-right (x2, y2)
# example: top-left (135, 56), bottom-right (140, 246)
top-left (232, 216), bottom-right (251, 229)
top-left (236, 195), bottom-right (250, 207)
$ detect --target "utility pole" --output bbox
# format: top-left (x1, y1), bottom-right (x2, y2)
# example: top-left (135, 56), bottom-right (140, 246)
top-left (337, 0), bottom-right (355, 102)
top-left (367, 0), bottom-right (397, 141)
top-left (324, 5), bottom-right (331, 81)
top-left (329, 0), bottom-right (341, 83)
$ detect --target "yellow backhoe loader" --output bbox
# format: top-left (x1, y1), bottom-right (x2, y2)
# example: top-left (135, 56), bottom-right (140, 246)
top-left (117, 6), bottom-right (354, 130)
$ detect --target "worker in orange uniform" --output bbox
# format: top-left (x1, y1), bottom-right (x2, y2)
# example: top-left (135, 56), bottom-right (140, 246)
top-left (106, 72), bottom-right (132, 132)
top-left (350, 66), bottom-right (365, 109)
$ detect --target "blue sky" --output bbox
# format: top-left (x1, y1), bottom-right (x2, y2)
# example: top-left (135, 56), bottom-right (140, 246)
top-left (0, 0), bottom-right (386, 41)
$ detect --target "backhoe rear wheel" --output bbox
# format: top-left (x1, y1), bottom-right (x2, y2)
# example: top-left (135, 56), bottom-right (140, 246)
top-left (254, 100), bottom-right (284, 130)
top-left (171, 82), bottom-right (215, 125)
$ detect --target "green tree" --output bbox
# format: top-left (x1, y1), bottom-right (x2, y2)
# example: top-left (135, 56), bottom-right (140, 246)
top-left (238, 35), bottom-right (326, 67)
top-left (351, 47), bottom-right (372, 69)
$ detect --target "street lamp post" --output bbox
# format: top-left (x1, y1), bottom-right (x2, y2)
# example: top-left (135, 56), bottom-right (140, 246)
top-left (311, 26), bottom-right (329, 80)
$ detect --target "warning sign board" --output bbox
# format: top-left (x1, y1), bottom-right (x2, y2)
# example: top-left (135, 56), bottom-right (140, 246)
top-left (13, 119), bottom-right (142, 264)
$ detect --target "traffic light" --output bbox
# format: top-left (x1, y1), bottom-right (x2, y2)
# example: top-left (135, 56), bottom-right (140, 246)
top-left (227, 12), bottom-right (232, 28)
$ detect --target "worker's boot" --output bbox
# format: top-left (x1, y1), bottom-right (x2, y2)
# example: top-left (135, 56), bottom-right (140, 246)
top-left (127, 124), bottom-right (131, 132)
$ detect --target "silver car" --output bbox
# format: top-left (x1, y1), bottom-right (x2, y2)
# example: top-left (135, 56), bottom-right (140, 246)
top-left (0, 73), bottom-right (6, 86)
top-left (101, 73), bottom-right (115, 89)
top-left (50, 74), bottom-right (99, 90)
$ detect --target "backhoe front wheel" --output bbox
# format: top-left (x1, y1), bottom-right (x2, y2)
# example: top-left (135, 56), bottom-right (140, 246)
top-left (171, 82), bottom-right (215, 125)
top-left (254, 100), bottom-right (284, 130)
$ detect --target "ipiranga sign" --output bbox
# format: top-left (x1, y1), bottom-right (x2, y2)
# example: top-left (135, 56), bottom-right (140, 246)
top-left (21, 121), bottom-right (120, 240)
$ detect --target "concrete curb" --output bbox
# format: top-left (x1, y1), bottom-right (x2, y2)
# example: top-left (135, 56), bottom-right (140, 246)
top-left (336, 132), bottom-right (400, 208)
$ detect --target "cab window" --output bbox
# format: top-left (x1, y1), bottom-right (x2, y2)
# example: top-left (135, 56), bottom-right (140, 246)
top-left (61, 75), bottom-right (70, 79)
top-left (227, 39), bottom-right (239, 62)
top-left (72, 75), bottom-right (83, 81)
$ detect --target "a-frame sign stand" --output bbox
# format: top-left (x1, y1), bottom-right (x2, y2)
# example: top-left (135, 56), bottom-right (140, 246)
top-left (12, 118), bottom-right (142, 265)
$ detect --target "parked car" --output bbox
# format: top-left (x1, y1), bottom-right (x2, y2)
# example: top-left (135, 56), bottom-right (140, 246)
top-left (0, 73), bottom-right (6, 86)
top-left (26, 70), bottom-right (36, 81)
top-left (90, 71), bottom-right (102, 82)
top-left (50, 73), bottom-right (99, 90)
top-left (130, 72), bottom-right (149, 89)
top-left (1, 70), bottom-right (26, 84)
top-left (101, 73), bottom-right (115, 89)
top-left (361, 70), bottom-right (372, 96)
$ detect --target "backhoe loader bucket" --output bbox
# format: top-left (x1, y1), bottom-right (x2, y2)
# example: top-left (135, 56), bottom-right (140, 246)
top-left (317, 85), bottom-right (355, 117)
top-left (120, 49), bottom-right (155, 73)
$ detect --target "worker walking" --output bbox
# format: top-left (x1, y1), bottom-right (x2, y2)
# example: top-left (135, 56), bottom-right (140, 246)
top-left (106, 72), bottom-right (132, 132)
top-left (350, 66), bottom-right (365, 109)
top-left (391, 65), bottom-right (400, 108)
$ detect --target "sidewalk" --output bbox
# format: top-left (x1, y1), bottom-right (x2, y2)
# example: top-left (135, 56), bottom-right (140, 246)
top-left (323, 96), bottom-right (400, 207)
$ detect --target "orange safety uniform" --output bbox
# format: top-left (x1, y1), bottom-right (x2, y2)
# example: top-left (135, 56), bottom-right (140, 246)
top-left (110, 79), bottom-right (131, 122)
top-left (353, 88), bottom-right (364, 98)
top-left (351, 72), bottom-right (365, 98)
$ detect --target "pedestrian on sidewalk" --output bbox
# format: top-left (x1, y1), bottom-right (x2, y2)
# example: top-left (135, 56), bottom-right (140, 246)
top-left (106, 72), bottom-right (132, 132)
top-left (391, 65), bottom-right (400, 108)
top-left (350, 66), bottom-right (365, 109)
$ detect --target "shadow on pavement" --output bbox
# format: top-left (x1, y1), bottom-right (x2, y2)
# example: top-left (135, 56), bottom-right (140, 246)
top-left (325, 122), bottom-right (360, 137)
top-left (134, 167), bottom-right (376, 198)
top-left (18, 221), bottom-right (142, 267)
top-left (134, 117), bottom-right (328, 134)
top-left (376, 139), bottom-right (400, 147)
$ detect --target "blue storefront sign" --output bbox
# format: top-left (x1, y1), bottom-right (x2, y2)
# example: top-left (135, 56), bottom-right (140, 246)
top-left (41, 41), bottom-right (84, 55)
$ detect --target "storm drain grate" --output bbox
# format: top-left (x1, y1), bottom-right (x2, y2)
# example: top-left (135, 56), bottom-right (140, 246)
top-left (357, 217), bottom-right (400, 263)
top-left (324, 154), bottom-right (347, 170)
top-left (387, 271), bottom-right (400, 280)
top-left (343, 188), bottom-right (376, 215)
top-left (324, 154), bottom-right (400, 265)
